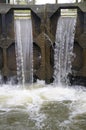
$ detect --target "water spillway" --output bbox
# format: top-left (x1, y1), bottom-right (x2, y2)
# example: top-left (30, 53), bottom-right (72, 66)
top-left (54, 16), bottom-right (76, 85)
top-left (14, 10), bottom-right (33, 84)
top-left (0, 3), bottom-right (85, 84)
top-left (0, 2), bottom-right (86, 130)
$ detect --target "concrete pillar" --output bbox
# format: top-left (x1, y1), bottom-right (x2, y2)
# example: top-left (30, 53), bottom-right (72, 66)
top-left (79, 49), bottom-right (86, 76)
top-left (36, 33), bottom-right (46, 80)
top-left (0, 0), bottom-right (6, 3)
top-left (1, 14), bottom-right (6, 37)
top-left (3, 48), bottom-right (8, 76)
top-left (76, 0), bottom-right (78, 3)
top-left (84, 13), bottom-right (86, 32)
top-left (55, 0), bottom-right (58, 4)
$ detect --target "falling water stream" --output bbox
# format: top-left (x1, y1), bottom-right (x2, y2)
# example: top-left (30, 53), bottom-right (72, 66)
top-left (15, 17), bottom-right (33, 84)
top-left (54, 17), bottom-right (76, 85)
top-left (0, 15), bottom-right (86, 130)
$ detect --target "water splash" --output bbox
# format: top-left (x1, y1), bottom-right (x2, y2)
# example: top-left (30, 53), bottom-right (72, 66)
top-left (54, 17), bottom-right (76, 85)
top-left (0, 83), bottom-right (86, 130)
top-left (15, 19), bottom-right (33, 84)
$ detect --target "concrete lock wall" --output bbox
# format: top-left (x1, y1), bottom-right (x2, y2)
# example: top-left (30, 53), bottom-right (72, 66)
top-left (0, 2), bottom-right (86, 85)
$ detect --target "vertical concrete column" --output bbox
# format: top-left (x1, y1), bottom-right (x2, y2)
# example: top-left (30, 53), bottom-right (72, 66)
top-left (81, 49), bottom-right (86, 76)
top-left (40, 38), bottom-right (46, 79)
top-left (3, 48), bottom-right (8, 76)
top-left (45, 18), bottom-right (54, 83)
top-left (55, 0), bottom-right (58, 4)
top-left (84, 13), bottom-right (86, 33)
top-left (45, 44), bottom-right (52, 83)
top-left (79, 12), bottom-right (86, 77)
top-left (36, 18), bottom-right (46, 80)
top-left (36, 33), bottom-right (46, 80)
top-left (82, 13), bottom-right (86, 76)
top-left (1, 13), bottom-right (6, 37)
top-left (76, 0), bottom-right (78, 3)
top-left (0, 0), bottom-right (6, 3)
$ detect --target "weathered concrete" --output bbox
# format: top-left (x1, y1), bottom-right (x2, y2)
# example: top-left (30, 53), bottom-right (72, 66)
top-left (0, 2), bottom-right (86, 84)
top-left (0, 0), bottom-right (6, 3)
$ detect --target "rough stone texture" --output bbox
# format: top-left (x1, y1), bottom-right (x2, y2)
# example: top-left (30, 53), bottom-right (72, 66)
top-left (0, 2), bottom-right (85, 83)
top-left (76, 9), bottom-right (86, 77)
top-left (75, 9), bottom-right (84, 41)
top-left (77, 48), bottom-right (86, 77)
top-left (72, 42), bottom-right (83, 74)
top-left (0, 8), bottom-right (15, 79)
top-left (0, 47), bottom-right (3, 69)
top-left (79, 33), bottom-right (86, 48)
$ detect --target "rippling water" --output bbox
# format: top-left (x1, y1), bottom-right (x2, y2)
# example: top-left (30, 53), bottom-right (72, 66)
top-left (0, 81), bottom-right (86, 130)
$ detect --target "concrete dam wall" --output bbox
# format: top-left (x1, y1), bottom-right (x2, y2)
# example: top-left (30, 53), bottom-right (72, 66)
top-left (0, 2), bottom-right (86, 85)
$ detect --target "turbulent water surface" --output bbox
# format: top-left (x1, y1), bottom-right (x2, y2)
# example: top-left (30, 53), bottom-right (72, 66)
top-left (0, 81), bottom-right (86, 130)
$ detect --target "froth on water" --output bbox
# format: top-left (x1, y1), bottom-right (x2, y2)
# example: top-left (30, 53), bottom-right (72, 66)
top-left (0, 81), bottom-right (86, 130)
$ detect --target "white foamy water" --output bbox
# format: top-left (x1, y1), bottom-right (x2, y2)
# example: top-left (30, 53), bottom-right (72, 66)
top-left (0, 82), bottom-right (86, 130)
top-left (0, 83), bottom-right (86, 117)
